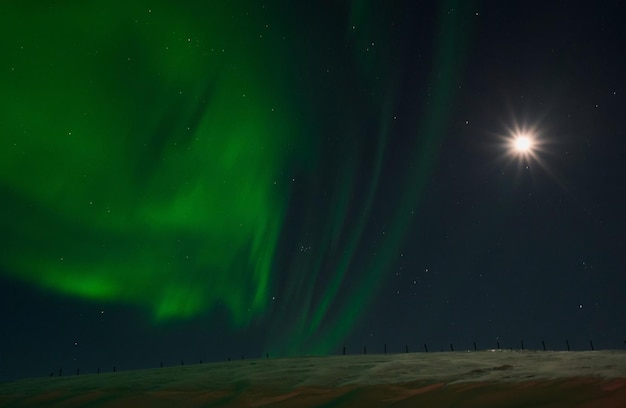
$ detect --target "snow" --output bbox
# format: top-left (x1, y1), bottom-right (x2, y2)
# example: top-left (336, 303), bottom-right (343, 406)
top-left (1, 350), bottom-right (625, 407)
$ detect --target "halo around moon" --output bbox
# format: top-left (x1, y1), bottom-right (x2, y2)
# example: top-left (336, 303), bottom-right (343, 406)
top-left (505, 126), bottom-right (540, 161)
top-left (494, 114), bottom-right (555, 180)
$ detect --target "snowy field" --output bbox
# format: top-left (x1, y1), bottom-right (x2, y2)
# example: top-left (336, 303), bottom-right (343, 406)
top-left (1, 350), bottom-right (625, 407)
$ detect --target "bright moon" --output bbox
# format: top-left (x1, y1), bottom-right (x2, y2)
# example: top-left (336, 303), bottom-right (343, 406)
top-left (498, 117), bottom-right (550, 173)
top-left (514, 136), bottom-right (533, 152)
top-left (506, 129), bottom-right (538, 159)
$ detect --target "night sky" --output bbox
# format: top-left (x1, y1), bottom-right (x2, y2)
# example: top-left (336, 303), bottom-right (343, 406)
top-left (1, 1), bottom-right (625, 382)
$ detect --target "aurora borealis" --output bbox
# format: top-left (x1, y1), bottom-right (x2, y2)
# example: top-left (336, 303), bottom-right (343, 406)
top-left (2, 1), bottom-right (626, 381)
top-left (1, 0), bottom-right (466, 358)
top-left (2, 1), bottom-right (300, 322)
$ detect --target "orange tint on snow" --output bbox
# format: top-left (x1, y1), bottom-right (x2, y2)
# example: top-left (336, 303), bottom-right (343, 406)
top-left (2, 378), bottom-right (626, 407)
top-left (3, 351), bottom-right (626, 407)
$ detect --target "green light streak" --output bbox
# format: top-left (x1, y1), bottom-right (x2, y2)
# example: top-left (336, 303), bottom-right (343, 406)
top-left (342, 0), bottom-right (477, 330)
top-left (267, 0), bottom-right (475, 355)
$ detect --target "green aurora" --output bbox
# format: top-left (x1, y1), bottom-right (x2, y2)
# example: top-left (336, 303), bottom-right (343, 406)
top-left (0, 1), bottom-right (472, 356)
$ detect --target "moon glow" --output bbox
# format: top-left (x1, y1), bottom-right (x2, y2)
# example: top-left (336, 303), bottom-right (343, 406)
top-left (513, 135), bottom-right (533, 152)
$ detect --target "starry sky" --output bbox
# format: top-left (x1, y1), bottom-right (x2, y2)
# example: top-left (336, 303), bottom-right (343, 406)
top-left (1, 1), bottom-right (625, 382)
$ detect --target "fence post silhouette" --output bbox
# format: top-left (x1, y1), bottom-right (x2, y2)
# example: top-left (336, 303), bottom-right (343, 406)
top-left (44, 336), bottom-right (626, 378)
